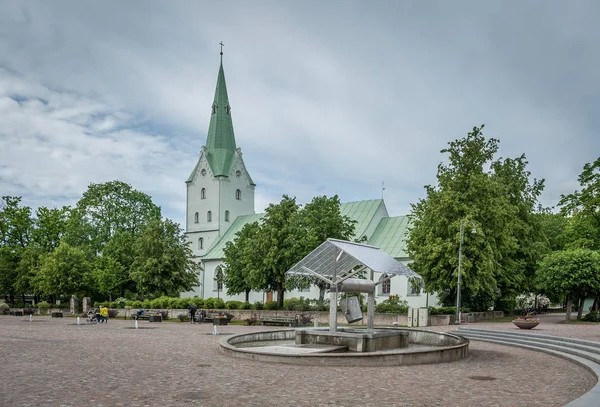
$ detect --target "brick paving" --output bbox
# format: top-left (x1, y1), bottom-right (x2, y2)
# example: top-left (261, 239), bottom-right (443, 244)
top-left (0, 313), bottom-right (597, 407)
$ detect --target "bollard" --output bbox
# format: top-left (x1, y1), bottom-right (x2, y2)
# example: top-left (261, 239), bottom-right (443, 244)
top-left (135, 320), bottom-right (139, 329)
top-left (29, 314), bottom-right (33, 322)
top-left (314, 318), bottom-right (318, 328)
top-left (212, 324), bottom-right (218, 335)
top-left (77, 317), bottom-right (80, 325)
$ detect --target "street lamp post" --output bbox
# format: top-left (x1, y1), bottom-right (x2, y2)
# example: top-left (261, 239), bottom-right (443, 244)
top-left (456, 219), bottom-right (476, 325)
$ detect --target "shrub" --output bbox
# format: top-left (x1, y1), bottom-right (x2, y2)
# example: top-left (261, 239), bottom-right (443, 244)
top-left (23, 307), bottom-right (35, 315)
top-left (253, 301), bottom-right (264, 310)
top-left (142, 299), bottom-right (151, 308)
top-left (0, 303), bottom-right (9, 314)
top-left (108, 309), bottom-right (119, 318)
top-left (309, 299), bottom-right (329, 311)
top-left (264, 301), bottom-right (279, 310)
top-left (130, 300), bottom-right (143, 309)
top-left (178, 297), bottom-right (192, 309)
top-left (191, 297), bottom-right (204, 308)
top-left (375, 298), bottom-right (409, 314)
top-left (114, 297), bottom-right (127, 308)
top-left (37, 301), bottom-right (51, 312)
top-left (226, 300), bottom-right (243, 310)
top-left (245, 315), bottom-right (259, 325)
top-left (284, 297), bottom-right (311, 311)
top-left (204, 298), bottom-right (215, 309)
top-left (158, 310), bottom-right (169, 320)
top-left (167, 298), bottom-right (179, 309)
top-left (582, 311), bottom-right (599, 322)
top-left (297, 313), bottom-right (313, 326)
top-left (214, 298), bottom-right (226, 309)
top-left (241, 301), bottom-right (252, 310)
top-left (428, 306), bottom-right (460, 315)
top-left (177, 313), bottom-right (190, 322)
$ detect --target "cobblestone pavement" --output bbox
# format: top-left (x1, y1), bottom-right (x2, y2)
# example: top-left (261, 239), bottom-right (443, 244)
top-left (0, 313), bottom-right (596, 407)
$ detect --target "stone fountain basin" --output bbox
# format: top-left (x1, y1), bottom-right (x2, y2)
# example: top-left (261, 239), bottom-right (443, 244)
top-left (220, 328), bottom-right (469, 366)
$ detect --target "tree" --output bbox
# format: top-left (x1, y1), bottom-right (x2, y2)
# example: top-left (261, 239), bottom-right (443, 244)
top-left (536, 249), bottom-right (600, 320)
top-left (66, 181), bottom-right (161, 256)
top-left (35, 242), bottom-right (92, 299)
top-left (559, 157), bottom-right (600, 250)
top-left (0, 196), bottom-right (34, 248)
top-left (406, 125), bottom-right (545, 311)
top-left (31, 206), bottom-right (70, 252)
top-left (296, 195), bottom-right (356, 301)
top-left (250, 195), bottom-right (303, 308)
top-left (223, 221), bottom-right (261, 302)
top-left (130, 219), bottom-right (199, 298)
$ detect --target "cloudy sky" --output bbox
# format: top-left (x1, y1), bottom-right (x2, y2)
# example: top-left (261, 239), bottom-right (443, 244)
top-left (1, 1), bottom-right (598, 225)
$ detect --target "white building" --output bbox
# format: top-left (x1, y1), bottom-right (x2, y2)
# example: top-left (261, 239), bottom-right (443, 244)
top-left (185, 54), bottom-right (438, 308)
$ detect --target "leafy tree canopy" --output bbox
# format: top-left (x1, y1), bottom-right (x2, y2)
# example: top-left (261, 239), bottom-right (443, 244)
top-left (406, 125), bottom-right (545, 311)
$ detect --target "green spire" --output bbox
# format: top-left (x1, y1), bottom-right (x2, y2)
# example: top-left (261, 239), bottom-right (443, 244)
top-left (205, 59), bottom-right (237, 177)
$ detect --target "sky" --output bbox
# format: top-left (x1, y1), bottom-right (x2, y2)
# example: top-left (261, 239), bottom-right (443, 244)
top-left (1, 1), bottom-right (599, 226)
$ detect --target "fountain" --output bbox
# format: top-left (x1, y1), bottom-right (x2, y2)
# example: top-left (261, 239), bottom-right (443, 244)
top-left (220, 239), bottom-right (469, 366)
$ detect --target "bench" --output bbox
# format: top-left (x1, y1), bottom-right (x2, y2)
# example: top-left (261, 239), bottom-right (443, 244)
top-left (132, 310), bottom-right (163, 322)
top-left (258, 315), bottom-right (298, 327)
top-left (51, 312), bottom-right (63, 318)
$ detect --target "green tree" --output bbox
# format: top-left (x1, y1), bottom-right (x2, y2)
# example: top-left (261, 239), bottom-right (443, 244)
top-left (130, 218), bottom-right (199, 298)
top-left (559, 157), bottom-right (600, 250)
top-left (223, 221), bottom-right (261, 302)
top-left (536, 249), bottom-right (600, 320)
top-left (35, 242), bottom-right (91, 299)
top-left (66, 181), bottom-right (161, 256)
top-left (252, 195), bottom-right (302, 308)
top-left (31, 206), bottom-right (70, 252)
top-left (407, 125), bottom-right (545, 311)
top-left (0, 196), bottom-right (34, 248)
top-left (296, 195), bottom-right (356, 301)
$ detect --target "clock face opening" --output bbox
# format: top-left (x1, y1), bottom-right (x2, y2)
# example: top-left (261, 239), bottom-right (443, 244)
top-left (236, 170), bottom-right (242, 177)
top-left (201, 169), bottom-right (207, 176)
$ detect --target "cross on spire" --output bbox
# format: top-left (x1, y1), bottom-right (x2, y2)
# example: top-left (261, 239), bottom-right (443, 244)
top-left (219, 41), bottom-right (224, 61)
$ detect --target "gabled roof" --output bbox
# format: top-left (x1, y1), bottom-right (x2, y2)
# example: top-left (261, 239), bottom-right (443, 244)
top-left (287, 238), bottom-right (419, 280)
top-left (340, 199), bottom-right (385, 239)
top-left (203, 213), bottom-right (263, 260)
top-left (367, 216), bottom-right (411, 259)
top-left (205, 61), bottom-right (237, 177)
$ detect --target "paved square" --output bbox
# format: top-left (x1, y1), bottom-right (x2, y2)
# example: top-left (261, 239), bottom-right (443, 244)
top-left (0, 315), bottom-right (595, 407)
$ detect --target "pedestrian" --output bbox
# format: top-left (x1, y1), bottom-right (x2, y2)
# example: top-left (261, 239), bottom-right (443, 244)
top-left (95, 307), bottom-right (101, 323)
top-left (188, 303), bottom-right (197, 324)
top-left (100, 305), bottom-right (109, 323)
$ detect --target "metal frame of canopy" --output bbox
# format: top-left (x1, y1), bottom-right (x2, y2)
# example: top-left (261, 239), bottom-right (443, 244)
top-left (287, 238), bottom-right (421, 333)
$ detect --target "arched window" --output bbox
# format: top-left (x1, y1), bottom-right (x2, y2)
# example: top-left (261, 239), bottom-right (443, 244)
top-left (194, 212), bottom-right (199, 223)
top-left (225, 210), bottom-right (230, 222)
top-left (207, 211), bottom-right (212, 222)
top-left (215, 266), bottom-right (224, 291)
top-left (379, 274), bottom-right (391, 295)
top-left (236, 189), bottom-right (241, 200)
top-left (201, 188), bottom-right (206, 199)
top-left (198, 237), bottom-right (203, 250)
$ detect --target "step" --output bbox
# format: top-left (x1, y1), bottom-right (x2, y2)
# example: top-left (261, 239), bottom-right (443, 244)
top-left (457, 329), bottom-right (600, 357)
top-left (460, 332), bottom-right (600, 365)
top-left (458, 328), bottom-right (600, 349)
top-left (457, 332), bottom-right (600, 407)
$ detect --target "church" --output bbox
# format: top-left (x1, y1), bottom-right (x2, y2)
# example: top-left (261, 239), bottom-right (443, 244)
top-left (184, 53), bottom-right (438, 308)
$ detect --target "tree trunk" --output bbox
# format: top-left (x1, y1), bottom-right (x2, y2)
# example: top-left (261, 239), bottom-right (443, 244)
top-left (534, 294), bottom-right (538, 311)
top-left (577, 297), bottom-right (585, 320)
top-left (592, 298), bottom-right (599, 312)
top-left (245, 289), bottom-right (250, 303)
top-left (566, 296), bottom-right (573, 320)
top-left (276, 284), bottom-right (285, 309)
top-left (318, 283), bottom-right (327, 303)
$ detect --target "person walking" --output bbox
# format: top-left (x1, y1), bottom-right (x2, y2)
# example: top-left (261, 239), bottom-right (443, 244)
top-left (188, 303), bottom-right (197, 324)
top-left (100, 305), bottom-right (109, 323)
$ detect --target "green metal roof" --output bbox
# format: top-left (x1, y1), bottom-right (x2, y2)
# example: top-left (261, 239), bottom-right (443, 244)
top-left (203, 199), bottom-right (397, 260)
top-left (203, 213), bottom-right (263, 260)
top-left (367, 216), bottom-right (411, 259)
top-left (340, 199), bottom-right (384, 239)
top-left (205, 61), bottom-right (237, 177)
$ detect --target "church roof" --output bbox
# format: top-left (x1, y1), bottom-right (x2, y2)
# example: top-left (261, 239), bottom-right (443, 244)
top-left (205, 61), bottom-right (237, 177)
top-left (340, 199), bottom-right (385, 239)
top-left (367, 216), bottom-right (411, 259)
top-left (202, 198), bottom-right (405, 261)
top-left (203, 213), bottom-right (263, 259)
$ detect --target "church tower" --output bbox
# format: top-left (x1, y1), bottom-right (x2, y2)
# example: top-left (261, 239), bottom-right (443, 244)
top-left (186, 48), bottom-right (255, 258)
